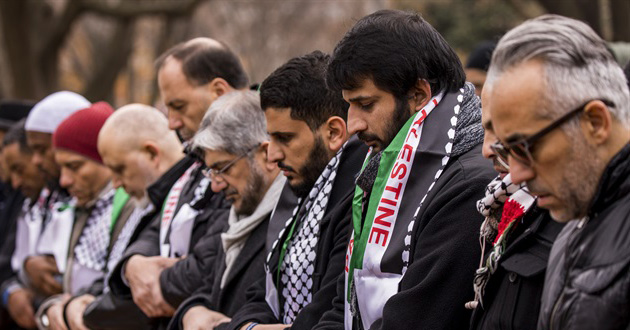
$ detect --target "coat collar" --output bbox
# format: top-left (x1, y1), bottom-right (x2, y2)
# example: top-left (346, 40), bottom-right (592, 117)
top-left (588, 142), bottom-right (630, 218)
top-left (146, 155), bottom-right (196, 209)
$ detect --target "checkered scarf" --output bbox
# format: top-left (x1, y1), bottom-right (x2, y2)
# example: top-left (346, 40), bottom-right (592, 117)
top-left (466, 173), bottom-right (536, 309)
top-left (278, 146), bottom-right (343, 324)
top-left (74, 188), bottom-right (115, 272)
top-left (103, 201), bottom-right (154, 292)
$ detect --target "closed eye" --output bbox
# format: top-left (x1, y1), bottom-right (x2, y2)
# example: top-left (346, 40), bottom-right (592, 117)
top-left (271, 133), bottom-right (294, 144)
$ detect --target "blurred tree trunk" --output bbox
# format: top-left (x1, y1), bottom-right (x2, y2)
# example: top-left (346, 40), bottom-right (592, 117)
top-left (83, 18), bottom-right (135, 103)
top-left (0, 0), bottom-right (39, 99)
top-left (0, 0), bottom-right (204, 101)
top-left (530, 0), bottom-right (629, 41)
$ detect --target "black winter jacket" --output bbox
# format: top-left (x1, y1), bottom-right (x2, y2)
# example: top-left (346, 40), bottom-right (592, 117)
top-left (315, 144), bottom-right (496, 330)
top-left (224, 138), bottom-right (367, 330)
top-left (108, 156), bottom-right (229, 306)
top-left (470, 207), bottom-right (563, 330)
top-left (167, 216), bottom-right (270, 329)
top-left (538, 143), bottom-right (630, 330)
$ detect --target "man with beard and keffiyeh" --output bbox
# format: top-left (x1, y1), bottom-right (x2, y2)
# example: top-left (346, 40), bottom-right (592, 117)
top-left (197, 51), bottom-right (366, 330)
top-left (34, 102), bottom-right (137, 330)
top-left (467, 84), bottom-right (564, 330)
top-left (168, 91), bottom-right (286, 329)
top-left (314, 10), bottom-right (496, 330)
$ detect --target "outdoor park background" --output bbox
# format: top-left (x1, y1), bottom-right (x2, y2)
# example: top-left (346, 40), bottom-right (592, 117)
top-left (1, 0), bottom-right (628, 108)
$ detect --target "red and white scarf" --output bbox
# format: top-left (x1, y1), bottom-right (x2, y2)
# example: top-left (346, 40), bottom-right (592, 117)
top-left (466, 173), bottom-right (536, 309)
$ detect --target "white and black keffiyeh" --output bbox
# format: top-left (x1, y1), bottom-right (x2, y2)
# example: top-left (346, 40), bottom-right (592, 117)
top-left (278, 147), bottom-right (343, 324)
top-left (466, 173), bottom-right (536, 309)
top-left (103, 201), bottom-right (154, 291)
top-left (74, 188), bottom-right (115, 272)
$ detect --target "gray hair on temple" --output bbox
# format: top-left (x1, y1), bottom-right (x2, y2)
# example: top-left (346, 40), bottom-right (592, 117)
top-left (487, 14), bottom-right (630, 127)
top-left (193, 90), bottom-right (268, 155)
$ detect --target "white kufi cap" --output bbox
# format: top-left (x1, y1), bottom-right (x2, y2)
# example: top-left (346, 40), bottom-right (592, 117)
top-left (25, 91), bottom-right (91, 133)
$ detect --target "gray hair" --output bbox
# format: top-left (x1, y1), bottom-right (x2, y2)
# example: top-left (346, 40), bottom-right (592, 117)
top-left (487, 14), bottom-right (630, 127)
top-left (193, 90), bottom-right (268, 155)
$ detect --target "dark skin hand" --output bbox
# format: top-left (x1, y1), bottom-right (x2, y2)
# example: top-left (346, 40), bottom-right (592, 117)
top-left (7, 288), bottom-right (37, 329)
top-left (24, 255), bottom-right (62, 296)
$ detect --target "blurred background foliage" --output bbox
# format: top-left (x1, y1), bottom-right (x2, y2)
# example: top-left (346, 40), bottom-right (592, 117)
top-left (0, 0), bottom-right (627, 107)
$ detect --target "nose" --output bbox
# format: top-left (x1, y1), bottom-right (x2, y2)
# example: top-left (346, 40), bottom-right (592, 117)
top-left (267, 141), bottom-right (284, 164)
top-left (59, 168), bottom-right (73, 189)
top-left (112, 176), bottom-right (123, 190)
top-left (167, 110), bottom-right (183, 131)
top-left (210, 178), bottom-right (227, 193)
top-left (10, 173), bottom-right (22, 191)
top-left (32, 152), bottom-right (43, 167)
top-left (346, 105), bottom-right (368, 136)
top-left (481, 133), bottom-right (495, 160)
top-left (508, 156), bottom-right (536, 185)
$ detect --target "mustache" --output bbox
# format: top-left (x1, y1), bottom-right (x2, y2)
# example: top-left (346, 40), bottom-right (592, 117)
top-left (492, 157), bottom-right (509, 173)
top-left (357, 132), bottom-right (380, 144)
top-left (277, 162), bottom-right (296, 173)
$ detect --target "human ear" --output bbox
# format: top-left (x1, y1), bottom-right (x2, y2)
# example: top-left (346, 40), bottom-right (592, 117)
top-left (142, 142), bottom-right (161, 167)
top-left (320, 116), bottom-right (348, 153)
top-left (206, 78), bottom-right (232, 100)
top-left (411, 79), bottom-right (433, 113)
top-left (582, 100), bottom-right (612, 145)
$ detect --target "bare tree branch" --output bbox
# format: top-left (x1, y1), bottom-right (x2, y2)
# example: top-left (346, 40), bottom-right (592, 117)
top-left (37, 0), bottom-right (83, 59)
top-left (82, 0), bottom-right (204, 19)
top-left (502, 0), bottom-right (546, 19)
top-left (82, 18), bottom-right (135, 103)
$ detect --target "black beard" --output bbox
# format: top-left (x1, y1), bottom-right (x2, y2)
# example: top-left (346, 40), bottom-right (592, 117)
top-left (382, 96), bottom-right (412, 150)
top-left (288, 135), bottom-right (331, 199)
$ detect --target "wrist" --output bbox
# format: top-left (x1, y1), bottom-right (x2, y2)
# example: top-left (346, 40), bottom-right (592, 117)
top-left (2, 283), bottom-right (23, 306)
top-left (245, 322), bottom-right (259, 330)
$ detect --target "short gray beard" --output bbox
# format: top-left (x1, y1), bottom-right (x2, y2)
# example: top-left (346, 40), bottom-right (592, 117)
top-left (236, 159), bottom-right (266, 217)
top-left (553, 129), bottom-right (604, 221)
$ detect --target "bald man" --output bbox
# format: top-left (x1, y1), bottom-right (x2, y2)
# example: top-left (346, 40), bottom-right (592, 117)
top-left (98, 104), bottom-right (184, 200)
top-left (58, 105), bottom-right (187, 330)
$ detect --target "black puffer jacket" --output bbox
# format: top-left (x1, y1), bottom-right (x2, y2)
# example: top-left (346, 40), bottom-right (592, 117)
top-left (538, 143), bottom-right (630, 330)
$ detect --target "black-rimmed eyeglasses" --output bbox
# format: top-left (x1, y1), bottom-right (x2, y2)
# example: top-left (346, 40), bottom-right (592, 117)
top-left (491, 99), bottom-right (615, 167)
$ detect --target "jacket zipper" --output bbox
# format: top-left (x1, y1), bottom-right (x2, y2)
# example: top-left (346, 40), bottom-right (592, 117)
top-left (549, 216), bottom-right (589, 330)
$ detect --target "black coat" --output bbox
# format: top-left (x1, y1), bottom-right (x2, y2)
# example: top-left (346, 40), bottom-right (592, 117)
top-left (168, 216), bottom-right (270, 329)
top-left (0, 186), bottom-right (25, 287)
top-left (108, 155), bottom-right (229, 306)
top-left (538, 143), bottom-right (630, 330)
top-left (224, 138), bottom-right (367, 330)
top-left (85, 155), bottom-right (228, 330)
top-left (315, 144), bottom-right (496, 330)
top-left (469, 207), bottom-right (563, 330)
top-left (0, 185), bottom-right (24, 329)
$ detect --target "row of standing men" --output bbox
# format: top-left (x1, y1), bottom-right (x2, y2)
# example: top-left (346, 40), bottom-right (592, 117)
top-left (1, 9), bottom-right (630, 330)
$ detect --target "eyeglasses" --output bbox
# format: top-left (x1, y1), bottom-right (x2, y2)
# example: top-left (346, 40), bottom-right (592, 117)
top-left (201, 144), bottom-right (259, 180)
top-left (491, 99), bottom-right (614, 167)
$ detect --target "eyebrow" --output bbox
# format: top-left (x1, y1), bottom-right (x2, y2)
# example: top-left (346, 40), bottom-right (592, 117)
top-left (166, 99), bottom-right (185, 107)
top-left (503, 132), bottom-right (528, 144)
top-left (347, 95), bottom-right (377, 103)
top-left (207, 160), bottom-right (230, 169)
top-left (269, 131), bottom-right (295, 137)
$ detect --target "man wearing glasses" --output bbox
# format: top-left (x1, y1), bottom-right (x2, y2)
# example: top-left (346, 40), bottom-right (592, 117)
top-left (108, 38), bottom-right (243, 322)
top-left (487, 15), bottom-right (630, 329)
top-left (169, 90), bottom-right (286, 329)
top-left (468, 79), bottom-right (563, 330)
